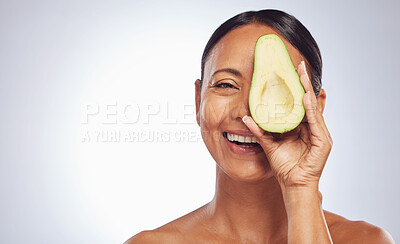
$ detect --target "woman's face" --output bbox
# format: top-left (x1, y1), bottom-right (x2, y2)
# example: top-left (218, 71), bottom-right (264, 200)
top-left (195, 23), bottom-right (307, 182)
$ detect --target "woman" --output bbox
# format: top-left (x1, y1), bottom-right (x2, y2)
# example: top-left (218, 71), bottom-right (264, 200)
top-left (126, 9), bottom-right (394, 243)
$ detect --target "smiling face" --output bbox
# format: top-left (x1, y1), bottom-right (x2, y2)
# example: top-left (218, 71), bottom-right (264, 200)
top-left (195, 23), bottom-right (307, 182)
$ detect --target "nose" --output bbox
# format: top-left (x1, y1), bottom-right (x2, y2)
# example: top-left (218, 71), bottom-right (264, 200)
top-left (230, 91), bottom-right (251, 121)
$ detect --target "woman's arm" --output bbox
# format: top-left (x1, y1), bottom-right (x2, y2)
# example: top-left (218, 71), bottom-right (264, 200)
top-left (281, 184), bottom-right (332, 243)
top-left (243, 61), bottom-right (333, 243)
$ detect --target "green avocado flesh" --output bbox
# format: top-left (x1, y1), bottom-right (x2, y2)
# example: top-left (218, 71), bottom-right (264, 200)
top-left (249, 34), bottom-right (305, 133)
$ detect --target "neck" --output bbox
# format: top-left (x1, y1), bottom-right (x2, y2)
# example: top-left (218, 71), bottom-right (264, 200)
top-left (207, 166), bottom-right (288, 243)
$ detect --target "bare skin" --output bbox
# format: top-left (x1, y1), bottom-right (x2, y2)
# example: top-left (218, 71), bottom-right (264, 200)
top-left (126, 24), bottom-right (394, 243)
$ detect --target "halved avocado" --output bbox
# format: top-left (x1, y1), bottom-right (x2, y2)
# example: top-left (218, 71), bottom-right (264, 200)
top-left (249, 34), bottom-right (305, 133)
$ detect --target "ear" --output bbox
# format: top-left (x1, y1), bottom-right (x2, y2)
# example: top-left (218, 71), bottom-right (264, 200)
top-left (195, 79), bottom-right (202, 126)
top-left (316, 88), bottom-right (327, 114)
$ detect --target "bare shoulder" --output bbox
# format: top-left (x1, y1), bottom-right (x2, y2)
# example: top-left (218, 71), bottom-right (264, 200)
top-left (125, 204), bottom-right (210, 244)
top-left (324, 210), bottom-right (395, 244)
top-left (124, 229), bottom-right (184, 244)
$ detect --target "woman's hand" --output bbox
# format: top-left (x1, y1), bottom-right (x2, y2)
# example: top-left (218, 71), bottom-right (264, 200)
top-left (243, 61), bottom-right (333, 188)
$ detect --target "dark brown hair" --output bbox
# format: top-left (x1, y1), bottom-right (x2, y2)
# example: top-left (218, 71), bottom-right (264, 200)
top-left (200, 9), bottom-right (322, 97)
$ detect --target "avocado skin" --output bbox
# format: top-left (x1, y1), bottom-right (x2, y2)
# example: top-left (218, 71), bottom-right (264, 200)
top-left (249, 34), bottom-right (305, 133)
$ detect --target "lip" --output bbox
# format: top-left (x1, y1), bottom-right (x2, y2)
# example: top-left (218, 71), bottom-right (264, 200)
top-left (223, 131), bottom-right (263, 155)
top-left (225, 130), bottom-right (256, 137)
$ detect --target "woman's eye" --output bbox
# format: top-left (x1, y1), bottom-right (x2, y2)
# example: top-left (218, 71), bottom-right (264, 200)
top-left (215, 82), bottom-right (237, 89)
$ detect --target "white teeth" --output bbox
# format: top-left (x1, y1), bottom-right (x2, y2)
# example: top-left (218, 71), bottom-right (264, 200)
top-left (226, 132), bottom-right (258, 144)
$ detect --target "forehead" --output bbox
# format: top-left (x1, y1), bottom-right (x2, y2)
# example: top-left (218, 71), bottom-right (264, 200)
top-left (204, 23), bottom-right (305, 82)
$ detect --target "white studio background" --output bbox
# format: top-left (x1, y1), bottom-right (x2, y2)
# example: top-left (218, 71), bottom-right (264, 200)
top-left (1, 0), bottom-right (399, 243)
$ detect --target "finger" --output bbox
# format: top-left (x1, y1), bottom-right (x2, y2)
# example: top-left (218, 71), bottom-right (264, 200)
top-left (298, 61), bottom-right (320, 133)
top-left (242, 115), bottom-right (271, 139)
top-left (308, 90), bottom-right (333, 146)
top-left (299, 61), bottom-right (332, 146)
top-left (303, 91), bottom-right (327, 144)
top-left (297, 61), bottom-right (311, 124)
top-left (298, 61), bottom-right (313, 93)
top-left (242, 115), bottom-right (278, 154)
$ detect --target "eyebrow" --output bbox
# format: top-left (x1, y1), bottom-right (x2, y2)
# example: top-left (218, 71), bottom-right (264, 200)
top-left (211, 68), bottom-right (243, 79)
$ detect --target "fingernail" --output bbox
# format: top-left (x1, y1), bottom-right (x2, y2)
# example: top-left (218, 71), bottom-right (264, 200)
top-left (242, 115), bottom-right (248, 123)
top-left (302, 61), bottom-right (309, 78)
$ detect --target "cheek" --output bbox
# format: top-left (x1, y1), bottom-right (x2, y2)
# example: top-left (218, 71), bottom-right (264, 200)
top-left (199, 94), bottom-right (232, 149)
top-left (200, 94), bottom-right (231, 131)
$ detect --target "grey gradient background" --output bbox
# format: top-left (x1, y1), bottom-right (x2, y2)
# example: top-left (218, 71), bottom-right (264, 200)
top-left (1, 0), bottom-right (399, 243)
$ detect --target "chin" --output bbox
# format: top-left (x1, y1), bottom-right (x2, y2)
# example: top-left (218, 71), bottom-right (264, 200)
top-left (218, 158), bottom-right (275, 183)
